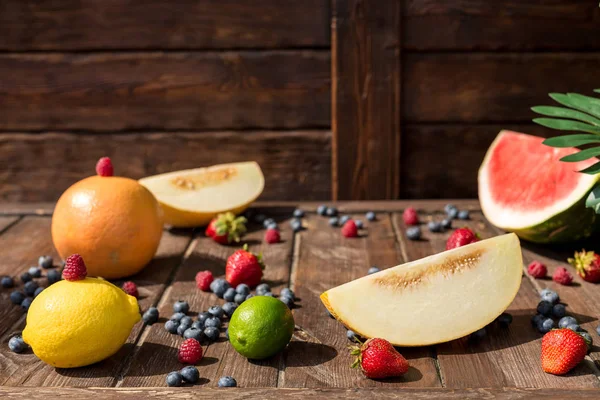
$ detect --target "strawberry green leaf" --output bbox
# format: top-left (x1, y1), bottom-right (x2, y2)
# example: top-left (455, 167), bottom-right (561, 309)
top-left (550, 93), bottom-right (600, 120)
top-left (531, 106), bottom-right (600, 126)
top-left (579, 161), bottom-right (600, 175)
top-left (533, 118), bottom-right (600, 134)
top-left (543, 134), bottom-right (600, 148)
top-left (586, 183), bottom-right (600, 213)
top-left (560, 147), bottom-right (600, 162)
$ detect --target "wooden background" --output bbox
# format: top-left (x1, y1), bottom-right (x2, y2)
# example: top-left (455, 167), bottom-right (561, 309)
top-left (1, 0), bottom-right (599, 202)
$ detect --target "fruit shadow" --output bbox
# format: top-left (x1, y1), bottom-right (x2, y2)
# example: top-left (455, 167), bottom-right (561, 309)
top-left (437, 309), bottom-right (596, 355)
top-left (521, 238), bottom-right (600, 262)
top-left (283, 340), bottom-right (338, 367)
top-left (177, 253), bottom-right (227, 281)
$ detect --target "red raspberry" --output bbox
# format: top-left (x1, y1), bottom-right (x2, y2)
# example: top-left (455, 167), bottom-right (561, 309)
top-left (62, 254), bottom-right (87, 281)
top-left (553, 267), bottom-right (573, 286)
top-left (122, 281), bottom-right (139, 298)
top-left (265, 228), bottom-right (281, 244)
top-left (95, 157), bottom-right (114, 177)
top-left (178, 338), bottom-right (203, 364)
top-left (195, 270), bottom-right (214, 291)
top-left (341, 220), bottom-right (358, 238)
top-left (527, 261), bottom-right (547, 279)
top-left (446, 228), bottom-right (479, 250)
top-left (402, 207), bottom-right (419, 226)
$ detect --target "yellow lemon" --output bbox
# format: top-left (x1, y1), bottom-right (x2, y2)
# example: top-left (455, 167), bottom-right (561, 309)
top-left (22, 278), bottom-right (140, 368)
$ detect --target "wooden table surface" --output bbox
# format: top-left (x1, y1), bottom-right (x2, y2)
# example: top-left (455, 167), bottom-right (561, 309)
top-left (0, 200), bottom-right (599, 399)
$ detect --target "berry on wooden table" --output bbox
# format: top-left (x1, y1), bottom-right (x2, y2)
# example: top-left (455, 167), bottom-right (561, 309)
top-left (406, 227), bottom-right (421, 241)
top-left (329, 217), bottom-right (339, 227)
top-left (341, 220), bottom-right (358, 238)
top-left (402, 207), bottom-right (419, 226)
top-left (122, 281), bottom-right (138, 298)
top-left (204, 326), bottom-right (220, 342)
top-left (8, 336), bottom-right (27, 353)
top-left (553, 267), bottom-right (573, 286)
top-left (446, 228), bottom-right (479, 250)
top-left (195, 270), bottom-right (214, 291)
top-left (210, 279), bottom-right (230, 298)
top-left (218, 376), bottom-right (237, 387)
top-left (166, 371), bottom-right (183, 387)
top-left (38, 255), bottom-right (53, 269)
top-left (265, 228), bottom-right (281, 244)
top-left (540, 289), bottom-right (559, 305)
top-left (180, 366), bottom-right (200, 384)
top-left (568, 250), bottom-right (600, 283)
top-left (293, 209), bottom-right (305, 218)
top-left (173, 300), bottom-right (189, 314)
top-left (143, 307), bottom-right (159, 325)
top-left (316, 205), bottom-right (327, 216)
top-left (205, 213), bottom-right (247, 245)
top-left (552, 304), bottom-right (566, 319)
top-left (541, 329), bottom-right (587, 375)
top-left (350, 338), bottom-right (409, 379)
top-left (10, 291), bottom-right (25, 305)
top-left (178, 338), bottom-right (203, 364)
top-left (165, 320), bottom-right (179, 334)
top-left (47, 270), bottom-right (61, 285)
top-left (368, 266), bottom-right (380, 275)
top-left (558, 316), bottom-right (578, 329)
top-left (1, 276), bottom-right (14, 288)
top-left (28, 267), bottom-right (41, 278)
top-left (457, 210), bottom-right (470, 220)
top-left (428, 221), bottom-right (442, 233)
top-left (537, 301), bottom-right (553, 317)
top-left (366, 211), bottom-right (376, 221)
top-left (223, 287), bottom-right (236, 302)
top-left (527, 261), bottom-right (547, 279)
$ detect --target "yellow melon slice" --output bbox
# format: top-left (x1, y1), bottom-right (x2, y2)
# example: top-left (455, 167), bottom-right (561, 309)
top-left (321, 233), bottom-right (523, 346)
top-left (139, 162), bottom-right (264, 227)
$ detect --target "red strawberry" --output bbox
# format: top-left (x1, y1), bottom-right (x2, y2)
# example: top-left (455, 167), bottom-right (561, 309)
top-left (350, 338), bottom-right (409, 379)
top-left (95, 157), bottom-right (114, 177)
top-left (402, 207), bottom-right (419, 226)
top-left (568, 250), bottom-right (600, 283)
top-left (527, 261), bottom-right (547, 279)
top-left (265, 228), bottom-right (280, 244)
top-left (205, 212), bottom-right (247, 245)
top-left (446, 228), bottom-right (479, 250)
top-left (195, 270), bottom-right (214, 291)
top-left (541, 329), bottom-right (587, 375)
top-left (341, 220), bottom-right (358, 238)
top-left (225, 244), bottom-right (265, 288)
top-left (62, 254), bottom-right (87, 281)
top-left (178, 338), bottom-right (203, 364)
top-left (122, 281), bottom-right (138, 298)
top-left (553, 267), bottom-right (573, 286)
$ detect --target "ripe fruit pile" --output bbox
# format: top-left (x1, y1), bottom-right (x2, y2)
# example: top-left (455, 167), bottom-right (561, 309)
top-left (4, 255), bottom-right (61, 312)
top-left (403, 203), bottom-right (472, 242)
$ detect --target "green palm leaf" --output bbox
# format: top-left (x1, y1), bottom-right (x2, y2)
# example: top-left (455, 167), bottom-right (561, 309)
top-left (580, 161), bottom-right (600, 175)
top-left (533, 118), bottom-right (600, 134)
top-left (531, 106), bottom-right (600, 126)
top-left (560, 147), bottom-right (600, 162)
top-left (543, 134), bottom-right (600, 148)
top-left (549, 93), bottom-right (600, 120)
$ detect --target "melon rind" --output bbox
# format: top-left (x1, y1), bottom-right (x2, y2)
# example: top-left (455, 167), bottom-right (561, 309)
top-left (479, 130), bottom-right (600, 243)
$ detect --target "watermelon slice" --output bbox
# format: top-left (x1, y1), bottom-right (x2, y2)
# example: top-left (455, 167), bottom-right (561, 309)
top-left (479, 130), bottom-right (600, 243)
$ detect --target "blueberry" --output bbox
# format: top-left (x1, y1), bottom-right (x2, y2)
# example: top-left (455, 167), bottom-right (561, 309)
top-left (170, 312), bottom-right (186, 321)
top-left (293, 209), bottom-right (305, 218)
top-left (552, 304), bottom-right (566, 319)
top-left (366, 211), bottom-right (376, 221)
top-left (406, 227), bottom-right (421, 241)
top-left (20, 272), bottom-right (32, 283)
top-left (347, 330), bottom-right (358, 342)
top-left (204, 326), bottom-right (220, 342)
top-left (197, 312), bottom-right (211, 326)
top-left (441, 219), bottom-right (452, 230)
top-left (8, 336), bottom-right (27, 353)
top-left (47, 269), bottom-right (61, 285)
top-left (210, 279), bottom-right (230, 298)
top-left (367, 266), bottom-right (380, 275)
top-left (38, 255), bottom-right (54, 269)
top-left (222, 302), bottom-right (238, 318)
top-left (326, 207), bottom-right (338, 217)
top-left (354, 220), bottom-right (363, 229)
top-left (191, 321), bottom-right (203, 330)
top-left (470, 328), bottom-right (487, 340)
top-left (10, 291), bottom-right (25, 305)
top-left (1, 276), bottom-right (14, 288)
top-left (279, 288), bottom-right (293, 300)
top-left (245, 294), bottom-right (255, 301)
top-left (180, 316), bottom-right (192, 326)
top-left (205, 316), bottom-right (221, 328)
top-left (327, 310), bottom-right (334, 319)
top-left (328, 217), bottom-right (339, 227)
top-left (166, 371), bottom-right (183, 387)
top-left (458, 210), bottom-right (470, 220)
top-left (180, 366), bottom-right (200, 384)
top-left (263, 218), bottom-right (275, 229)
top-left (597, 324), bottom-right (600, 336)
top-left (223, 288), bottom-right (236, 302)
top-left (33, 287), bottom-right (43, 297)
top-left (339, 215), bottom-right (351, 226)
top-left (21, 297), bottom-right (33, 311)
top-left (539, 318), bottom-right (555, 334)
top-left (165, 320), bottom-right (179, 334)
top-left (279, 296), bottom-right (294, 308)
top-left (234, 293), bottom-right (246, 305)
top-left (262, 292), bottom-right (274, 297)
top-left (444, 204), bottom-right (456, 214)
top-left (225, 328), bottom-right (229, 340)
top-left (531, 313), bottom-right (544, 328)
top-left (266, 222), bottom-right (279, 230)
top-left (559, 316), bottom-right (577, 329)
top-left (208, 305), bottom-right (224, 318)
top-left (580, 331), bottom-right (593, 351)
top-left (173, 300), bottom-right (189, 314)
top-left (28, 267), bottom-right (41, 278)
top-left (540, 289), bottom-right (560, 305)
top-left (256, 283), bottom-right (270, 295)
top-left (445, 204), bottom-right (458, 219)
top-left (316, 205), bottom-right (327, 216)
top-left (290, 219), bottom-right (303, 232)
top-left (236, 284), bottom-right (250, 296)
top-left (218, 376), bottom-right (237, 387)
top-left (566, 323), bottom-right (581, 332)
top-left (496, 313), bottom-right (513, 327)
top-left (183, 327), bottom-right (204, 342)
top-left (177, 323), bottom-right (190, 337)
top-left (143, 307), bottom-right (159, 325)
top-left (428, 221), bottom-right (442, 233)
top-left (536, 301), bottom-right (553, 317)
top-left (24, 281), bottom-right (38, 296)
top-left (254, 214), bottom-right (266, 224)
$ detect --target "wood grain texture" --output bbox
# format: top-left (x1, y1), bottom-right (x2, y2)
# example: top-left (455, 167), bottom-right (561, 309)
top-left (0, 0), bottom-right (329, 50)
top-left (404, 54), bottom-right (600, 123)
top-left (120, 214), bottom-right (293, 387)
top-left (0, 131), bottom-right (331, 202)
top-left (331, 0), bottom-right (401, 200)
top-left (0, 216), bottom-right (19, 234)
top-left (401, 124), bottom-right (551, 199)
top-left (404, 0), bottom-right (600, 50)
top-left (0, 224), bottom-right (192, 387)
top-left (0, 51), bottom-right (330, 131)
top-left (284, 212), bottom-right (441, 387)
top-left (392, 211), bottom-right (600, 388)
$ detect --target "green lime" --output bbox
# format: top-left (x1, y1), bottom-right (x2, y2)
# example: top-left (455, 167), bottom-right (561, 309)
top-left (229, 296), bottom-right (294, 359)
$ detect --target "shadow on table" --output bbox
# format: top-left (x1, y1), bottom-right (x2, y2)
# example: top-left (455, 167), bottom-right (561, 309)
top-left (283, 341), bottom-right (338, 367)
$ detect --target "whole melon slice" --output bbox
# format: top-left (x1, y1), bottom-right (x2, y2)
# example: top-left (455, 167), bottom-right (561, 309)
top-left (139, 162), bottom-right (264, 227)
top-left (321, 234), bottom-right (523, 347)
top-left (479, 130), bottom-right (600, 243)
